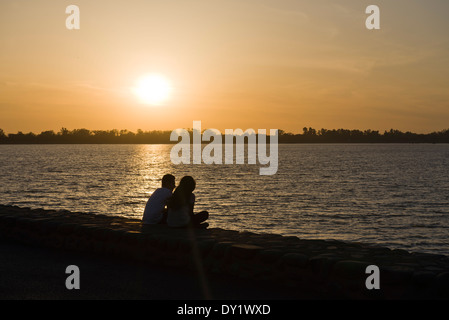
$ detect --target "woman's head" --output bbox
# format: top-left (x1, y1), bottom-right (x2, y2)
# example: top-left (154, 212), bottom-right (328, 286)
top-left (169, 176), bottom-right (196, 209)
top-left (179, 176), bottom-right (196, 193)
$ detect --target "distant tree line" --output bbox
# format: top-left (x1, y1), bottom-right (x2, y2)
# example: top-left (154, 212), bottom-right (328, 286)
top-left (279, 128), bottom-right (449, 143)
top-left (0, 128), bottom-right (170, 144)
top-left (0, 127), bottom-right (448, 144)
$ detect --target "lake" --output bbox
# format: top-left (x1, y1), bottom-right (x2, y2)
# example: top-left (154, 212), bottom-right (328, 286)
top-left (1, 144), bottom-right (448, 256)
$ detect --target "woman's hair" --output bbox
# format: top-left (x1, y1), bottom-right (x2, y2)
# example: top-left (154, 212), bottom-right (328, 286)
top-left (168, 176), bottom-right (196, 209)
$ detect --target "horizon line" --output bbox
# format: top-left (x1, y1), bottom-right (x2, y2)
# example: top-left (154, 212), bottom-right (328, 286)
top-left (2, 127), bottom-right (449, 136)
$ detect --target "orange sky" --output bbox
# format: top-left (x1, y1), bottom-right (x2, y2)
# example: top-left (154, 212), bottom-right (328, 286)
top-left (1, 0), bottom-right (449, 134)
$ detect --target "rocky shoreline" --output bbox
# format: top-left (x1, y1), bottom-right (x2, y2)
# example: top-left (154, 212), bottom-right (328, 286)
top-left (0, 204), bottom-right (448, 299)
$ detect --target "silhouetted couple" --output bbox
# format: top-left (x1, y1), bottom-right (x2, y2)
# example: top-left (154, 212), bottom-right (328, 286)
top-left (142, 174), bottom-right (209, 228)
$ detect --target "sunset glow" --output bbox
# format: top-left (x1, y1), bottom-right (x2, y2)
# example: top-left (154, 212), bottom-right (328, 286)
top-left (0, 1), bottom-right (448, 133)
top-left (133, 74), bottom-right (172, 106)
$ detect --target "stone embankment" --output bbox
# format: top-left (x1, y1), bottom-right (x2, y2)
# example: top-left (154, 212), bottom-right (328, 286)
top-left (0, 204), bottom-right (448, 299)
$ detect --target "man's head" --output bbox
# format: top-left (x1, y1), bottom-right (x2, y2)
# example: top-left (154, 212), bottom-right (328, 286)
top-left (161, 174), bottom-right (176, 191)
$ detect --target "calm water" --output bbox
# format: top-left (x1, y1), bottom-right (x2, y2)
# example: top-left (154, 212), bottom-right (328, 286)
top-left (1, 144), bottom-right (448, 256)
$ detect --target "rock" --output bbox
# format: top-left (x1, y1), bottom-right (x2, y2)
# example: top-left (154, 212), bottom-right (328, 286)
top-left (197, 239), bottom-right (216, 256)
top-left (423, 266), bottom-right (445, 273)
top-left (332, 260), bottom-right (371, 279)
top-left (281, 253), bottom-right (309, 268)
top-left (230, 244), bottom-right (263, 259)
top-left (432, 272), bottom-right (449, 297)
top-left (391, 248), bottom-right (410, 256)
top-left (412, 271), bottom-right (436, 287)
top-left (382, 266), bottom-right (414, 285)
top-left (210, 241), bottom-right (233, 259)
top-left (1, 204), bottom-right (449, 299)
top-left (258, 249), bottom-right (285, 264)
top-left (309, 254), bottom-right (343, 276)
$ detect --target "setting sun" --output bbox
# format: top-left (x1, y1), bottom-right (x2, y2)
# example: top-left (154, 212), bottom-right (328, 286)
top-left (133, 74), bottom-right (172, 106)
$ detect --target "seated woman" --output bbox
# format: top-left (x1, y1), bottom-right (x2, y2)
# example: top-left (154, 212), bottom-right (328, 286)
top-left (167, 176), bottom-right (209, 228)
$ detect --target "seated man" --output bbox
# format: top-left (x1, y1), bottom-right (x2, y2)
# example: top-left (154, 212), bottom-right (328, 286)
top-left (142, 174), bottom-right (175, 225)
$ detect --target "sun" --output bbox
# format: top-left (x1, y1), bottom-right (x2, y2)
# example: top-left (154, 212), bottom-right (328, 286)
top-left (133, 74), bottom-right (172, 105)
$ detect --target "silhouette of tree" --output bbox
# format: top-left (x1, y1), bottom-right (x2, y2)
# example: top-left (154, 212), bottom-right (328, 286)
top-left (0, 129), bottom-right (6, 143)
top-left (1, 127), bottom-right (448, 144)
top-left (37, 130), bottom-right (57, 143)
